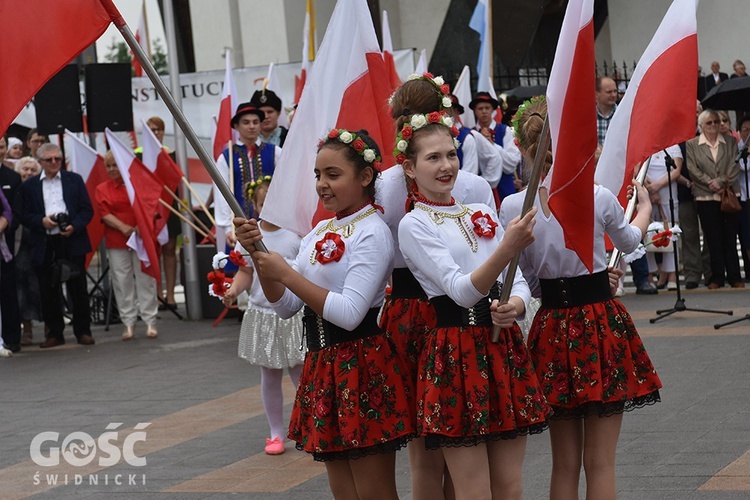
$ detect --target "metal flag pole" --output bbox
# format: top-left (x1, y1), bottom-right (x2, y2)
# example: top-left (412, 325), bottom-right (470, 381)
top-left (491, 115), bottom-right (550, 343)
top-left (112, 10), bottom-right (268, 255)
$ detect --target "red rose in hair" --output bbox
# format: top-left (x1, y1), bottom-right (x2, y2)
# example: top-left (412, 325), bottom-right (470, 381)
top-left (372, 160), bottom-right (382, 170)
top-left (328, 129), bottom-right (339, 139)
top-left (352, 138), bottom-right (366, 152)
top-left (440, 84), bottom-right (450, 95)
top-left (401, 125), bottom-right (413, 139)
top-left (427, 111), bottom-right (441, 123)
top-left (315, 232), bottom-right (345, 264)
top-left (423, 72), bottom-right (434, 79)
top-left (228, 250), bottom-right (247, 267)
top-left (317, 139), bottom-right (325, 148)
top-left (396, 153), bottom-right (406, 164)
top-left (450, 126), bottom-right (459, 137)
top-left (471, 211), bottom-right (498, 238)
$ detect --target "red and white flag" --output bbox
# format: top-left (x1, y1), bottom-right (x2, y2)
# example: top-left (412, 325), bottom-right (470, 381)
top-left (596, 0), bottom-right (698, 204)
top-left (545, 0), bottom-right (597, 272)
top-left (382, 10), bottom-right (401, 92)
top-left (64, 130), bottom-right (110, 268)
top-left (141, 119), bottom-right (183, 241)
top-left (131, 0), bottom-right (150, 77)
top-left (212, 49), bottom-right (239, 161)
top-left (453, 65), bottom-right (475, 128)
top-left (0, 0), bottom-right (120, 135)
top-left (414, 49), bottom-right (428, 75)
top-left (262, 0), bottom-right (395, 236)
top-left (294, 0), bottom-right (315, 104)
top-left (106, 128), bottom-right (164, 281)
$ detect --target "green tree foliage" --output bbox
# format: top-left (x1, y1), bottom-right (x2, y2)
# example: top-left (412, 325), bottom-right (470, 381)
top-left (103, 38), bottom-right (169, 76)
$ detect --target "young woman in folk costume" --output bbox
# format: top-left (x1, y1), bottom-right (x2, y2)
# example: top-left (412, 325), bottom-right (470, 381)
top-left (234, 129), bottom-right (414, 499)
top-left (498, 96), bottom-right (662, 500)
top-left (222, 176), bottom-right (305, 456)
top-left (397, 110), bottom-right (550, 500)
top-left (375, 74), bottom-right (496, 500)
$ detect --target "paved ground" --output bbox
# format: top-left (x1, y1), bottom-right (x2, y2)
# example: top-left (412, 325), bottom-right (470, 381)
top-left (2, 284), bottom-right (750, 499)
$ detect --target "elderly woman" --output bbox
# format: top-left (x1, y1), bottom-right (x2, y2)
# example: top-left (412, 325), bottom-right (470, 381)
top-left (95, 151), bottom-right (158, 340)
top-left (14, 157), bottom-right (44, 345)
top-left (686, 109), bottom-right (743, 289)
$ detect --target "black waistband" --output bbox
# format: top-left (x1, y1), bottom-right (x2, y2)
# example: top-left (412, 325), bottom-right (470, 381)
top-left (429, 283), bottom-right (500, 328)
top-left (539, 270), bottom-right (612, 308)
top-left (302, 306), bottom-right (382, 352)
top-left (391, 267), bottom-right (427, 299)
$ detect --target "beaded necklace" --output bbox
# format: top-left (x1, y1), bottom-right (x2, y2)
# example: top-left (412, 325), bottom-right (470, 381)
top-left (235, 143), bottom-right (264, 215)
top-left (335, 201), bottom-right (372, 220)
top-left (414, 201), bottom-right (478, 252)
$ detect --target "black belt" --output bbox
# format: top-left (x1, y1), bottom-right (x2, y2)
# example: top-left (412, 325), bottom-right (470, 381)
top-left (302, 306), bottom-right (382, 352)
top-left (539, 270), bottom-right (612, 308)
top-left (430, 283), bottom-right (500, 328)
top-left (390, 267), bottom-right (427, 299)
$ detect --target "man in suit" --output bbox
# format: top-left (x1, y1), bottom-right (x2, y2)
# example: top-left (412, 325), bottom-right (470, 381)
top-left (0, 136), bottom-right (22, 352)
top-left (20, 143), bottom-right (95, 348)
top-left (705, 61), bottom-right (729, 93)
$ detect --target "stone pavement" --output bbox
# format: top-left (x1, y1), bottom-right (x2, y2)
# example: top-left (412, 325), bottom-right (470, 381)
top-left (2, 285), bottom-right (750, 499)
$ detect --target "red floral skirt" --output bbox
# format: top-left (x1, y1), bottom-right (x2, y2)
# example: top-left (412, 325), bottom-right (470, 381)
top-left (528, 298), bottom-right (662, 420)
top-left (288, 333), bottom-right (416, 461)
top-left (379, 295), bottom-right (436, 386)
top-left (417, 324), bottom-right (550, 448)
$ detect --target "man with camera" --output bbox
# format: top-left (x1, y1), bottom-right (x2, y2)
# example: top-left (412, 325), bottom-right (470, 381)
top-left (19, 143), bottom-right (94, 348)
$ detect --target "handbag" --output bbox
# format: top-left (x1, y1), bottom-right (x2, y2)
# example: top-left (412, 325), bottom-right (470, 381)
top-left (720, 175), bottom-right (742, 213)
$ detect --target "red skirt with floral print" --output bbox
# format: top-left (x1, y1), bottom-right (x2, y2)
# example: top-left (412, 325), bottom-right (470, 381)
top-left (288, 333), bottom-right (416, 461)
top-left (417, 323), bottom-right (550, 448)
top-left (379, 295), bottom-right (436, 386)
top-left (528, 298), bottom-right (662, 420)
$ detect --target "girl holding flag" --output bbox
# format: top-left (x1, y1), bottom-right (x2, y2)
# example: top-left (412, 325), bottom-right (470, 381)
top-left (234, 129), bottom-right (413, 499)
top-left (396, 109), bottom-right (549, 500)
top-left (499, 97), bottom-right (662, 499)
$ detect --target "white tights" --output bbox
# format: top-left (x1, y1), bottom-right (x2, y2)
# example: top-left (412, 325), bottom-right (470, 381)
top-left (261, 365), bottom-right (302, 440)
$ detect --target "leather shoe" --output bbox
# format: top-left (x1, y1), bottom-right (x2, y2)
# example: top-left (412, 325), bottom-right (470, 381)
top-left (77, 335), bottom-right (95, 345)
top-left (40, 338), bottom-right (65, 348)
top-left (685, 281), bottom-right (699, 290)
top-left (707, 283), bottom-right (720, 290)
top-left (731, 281), bottom-right (746, 288)
top-left (635, 282), bottom-right (658, 295)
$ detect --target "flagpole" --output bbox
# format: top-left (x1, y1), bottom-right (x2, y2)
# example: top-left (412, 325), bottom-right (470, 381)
top-left (487, 0), bottom-right (494, 87)
top-left (159, 199), bottom-right (211, 240)
top-left (113, 6), bottom-right (268, 254)
top-left (491, 116), bottom-right (550, 343)
top-left (607, 157), bottom-right (651, 269)
top-left (162, 185), bottom-right (215, 242)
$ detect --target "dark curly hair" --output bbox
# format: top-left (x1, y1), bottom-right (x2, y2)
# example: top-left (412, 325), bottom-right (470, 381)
top-left (317, 129), bottom-right (381, 202)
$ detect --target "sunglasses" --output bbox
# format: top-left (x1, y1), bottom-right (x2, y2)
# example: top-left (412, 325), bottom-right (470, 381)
top-left (721, 118), bottom-right (730, 123)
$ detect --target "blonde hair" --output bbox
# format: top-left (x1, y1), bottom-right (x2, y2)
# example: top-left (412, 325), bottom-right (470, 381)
top-left (513, 98), bottom-right (553, 175)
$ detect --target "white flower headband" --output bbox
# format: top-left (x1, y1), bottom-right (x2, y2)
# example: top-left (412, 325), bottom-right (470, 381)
top-left (389, 72), bottom-right (454, 112)
top-left (393, 111), bottom-right (460, 164)
top-left (319, 128), bottom-right (382, 169)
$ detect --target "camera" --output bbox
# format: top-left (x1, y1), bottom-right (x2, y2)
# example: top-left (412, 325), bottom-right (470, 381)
top-left (51, 213), bottom-right (70, 232)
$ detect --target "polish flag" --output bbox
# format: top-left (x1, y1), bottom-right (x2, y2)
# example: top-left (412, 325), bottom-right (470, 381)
top-left (265, 63), bottom-right (289, 128)
top-left (546, 0), bottom-right (597, 272)
top-left (64, 131), bottom-right (109, 268)
top-left (0, 0), bottom-right (121, 135)
top-left (382, 10), bottom-right (401, 92)
top-left (212, 49), bottom-right (239, 161)
top-left (131, 0), bottom-right (150, 77)
top-left (469, 0), bottom-right (492, 92)
top-left (453, 65), bottom-right (476, 129)
top-left (262, 0), bottom-right (395, 236)
top-left (596, 0), bottom-right (698, 204)
top-left (106, 128), bottom-right (164, 281)
top-left (141, 119), bottom-right (183, 240)
top-left (294, 0), bottom-right (315, 104)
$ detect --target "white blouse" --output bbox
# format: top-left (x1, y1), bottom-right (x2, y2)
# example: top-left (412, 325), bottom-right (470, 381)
top-left (398, 201), bottom-right (530, 315)
top-left (375, 166), bottom-right (496, 269)
top-left (271, 205), bottom-right (394, 331)
top-left (499, 185), bottom-right (642, 297)
top-left (236, 226), bottom-right (301, 313)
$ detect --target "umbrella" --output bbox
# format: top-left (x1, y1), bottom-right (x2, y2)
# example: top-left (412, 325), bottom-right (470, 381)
top-left (701, 75), bottom-right (750, 110)
top-left (504, 84), bottom-right (547, 100)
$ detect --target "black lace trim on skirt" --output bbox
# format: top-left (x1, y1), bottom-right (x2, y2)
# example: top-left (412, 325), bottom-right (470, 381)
top-left (303, 434), bottom-right (413, 462)
top-left (547, 391), bottom-right (661, 421)
top-left (424, 421), bottom-right (549, 450)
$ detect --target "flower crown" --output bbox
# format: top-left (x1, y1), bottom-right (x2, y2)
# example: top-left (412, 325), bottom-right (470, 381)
top-left (245, 174), bottom-right (272, 202)
top-left (512, 95), bottom-right (546, 150)
top-left (393, 111), bottom-right (460, 165)
top-left (389, 72), bottom-right (453, 112)
top-left (320, 129), bottom-right (382, 170)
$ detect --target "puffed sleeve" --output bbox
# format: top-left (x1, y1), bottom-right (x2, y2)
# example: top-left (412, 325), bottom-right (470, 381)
top-left (599, 186), bottom-right (643, 253)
